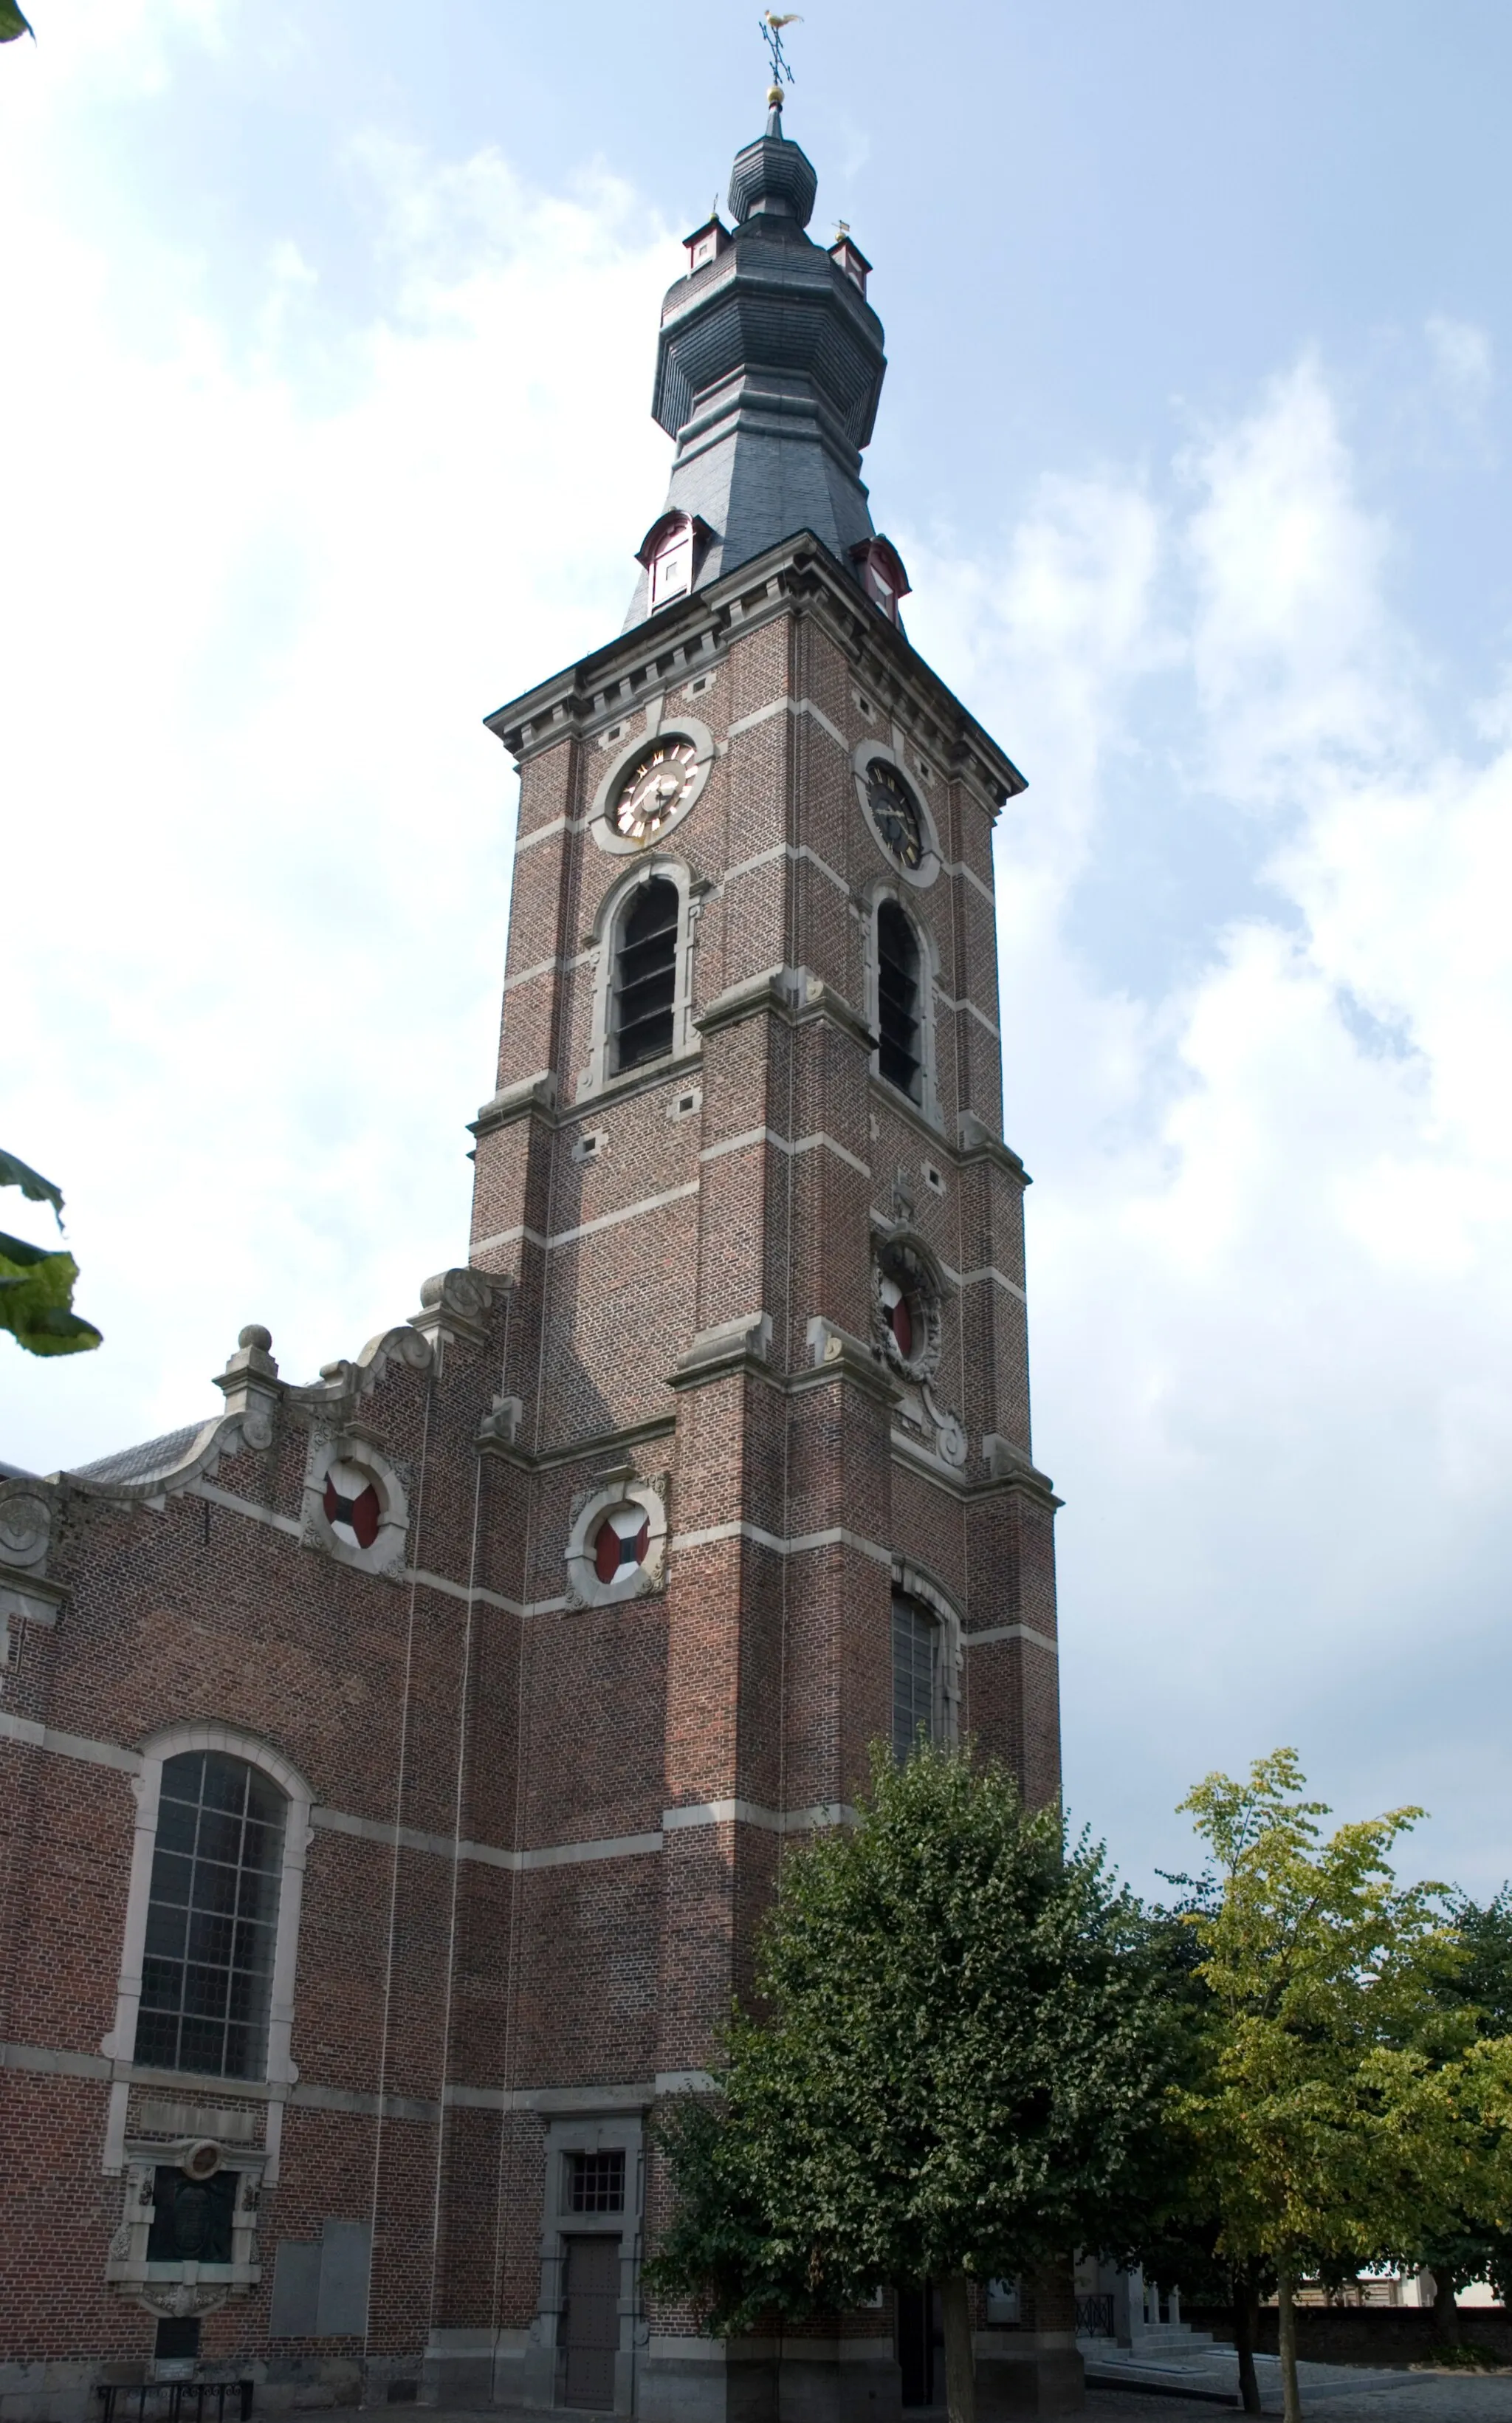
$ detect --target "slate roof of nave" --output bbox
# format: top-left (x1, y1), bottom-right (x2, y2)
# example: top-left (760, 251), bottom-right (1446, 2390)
top-left (69, 1424), bottom-right (205, 1487)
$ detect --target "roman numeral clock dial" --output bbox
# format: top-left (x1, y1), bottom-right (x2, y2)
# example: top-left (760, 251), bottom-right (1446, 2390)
top-left (611, 738), bottom-right (698, 842)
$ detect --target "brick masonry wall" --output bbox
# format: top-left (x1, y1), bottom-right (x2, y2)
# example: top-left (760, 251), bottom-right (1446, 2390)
top-left (0, 541), bottom-right (1062, 2406)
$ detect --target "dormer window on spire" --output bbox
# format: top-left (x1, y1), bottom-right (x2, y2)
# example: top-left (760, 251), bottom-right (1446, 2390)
top-left (828, 228), bottom-right (871, 296)
top-left (684, 216), bottom-right (731, 277)
top-left (636, 510), bottom-right (713, 614)
top-left (850, 536), bottom-right (912, 627)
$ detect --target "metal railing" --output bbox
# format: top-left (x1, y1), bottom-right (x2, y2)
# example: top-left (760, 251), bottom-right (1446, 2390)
top-left (97, 2380), bottom-right (254, 2423)
top-left (1076, 2293), bottom-right (1116, 2339)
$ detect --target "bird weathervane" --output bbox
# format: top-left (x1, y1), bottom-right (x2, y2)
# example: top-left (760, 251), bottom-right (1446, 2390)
top-left (760, 11), bottom-right (802, 97)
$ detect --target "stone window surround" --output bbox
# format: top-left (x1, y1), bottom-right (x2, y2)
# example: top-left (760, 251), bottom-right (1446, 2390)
top-left (577, 855), bottom-right (705, 1103)
top-left (892, 1557), bottom-right (963, 1745)
top-left (103, 1724), bottom-right (314, 2167)
top-left (862, 877), bottom-right (943, 1133)
top-left (586, 706), bottom-right (716, 861)
top-left (301, 1429), bottom-right (411, 1578)
top-left (564, 1474), bottom-right (669, 1611)
top-left (106, 2137), bottom-right (267, 2320)
top-left (529, 2113), bottom-right (645, 2416)
top-left (851, 736), bottom-right (942, 892)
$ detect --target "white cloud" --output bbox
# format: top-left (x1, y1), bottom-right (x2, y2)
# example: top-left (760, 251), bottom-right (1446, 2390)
top-left (5, 24), bottom-right (1511, 1904)
top-left (911, 363), bottom-right (1512, 1895)
top-left (1426, 312), bottom-right (1494, 420)
top-left (1, 38), bottom-right (674, 1469)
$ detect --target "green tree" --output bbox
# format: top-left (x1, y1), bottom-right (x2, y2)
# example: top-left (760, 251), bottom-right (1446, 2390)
top-left (0, 1148), bottom-right (102, 1356)
top-left (1120, 1873), bottom-right (1276, 2416)
top-left (1404, 1889), bottom-right (1512, 2336)
top-left (1172, 1749), bottom-right (1480, 2423)
top-left (646, 1741), bottom-right (1179, 2423)
top-left (0, 4), bottom-right (35, 44)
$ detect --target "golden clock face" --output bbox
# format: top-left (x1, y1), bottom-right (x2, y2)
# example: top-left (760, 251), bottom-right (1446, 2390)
top-left (611, 738), bottom-right (698, 843)
top-left (867, 760), bottom-right (924, 868)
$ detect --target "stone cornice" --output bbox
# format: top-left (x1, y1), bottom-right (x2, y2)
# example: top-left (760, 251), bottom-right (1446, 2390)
top-left (956, 1108), bottom-right (1032, 1189)
top-left (484, 532), bottom-right (1027, 816)
top-left (475, 1411), bottom-right (678, 1473)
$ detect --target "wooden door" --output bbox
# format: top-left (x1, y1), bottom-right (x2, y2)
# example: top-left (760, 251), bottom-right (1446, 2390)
top-left (561, 2234), bottom-right (620, 2409)
top-left (896, 2283), bottom-right (942, 2407)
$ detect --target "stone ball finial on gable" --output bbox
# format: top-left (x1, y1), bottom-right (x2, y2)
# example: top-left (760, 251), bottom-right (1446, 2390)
top-left (238, 1324), bottom-right (273, 1354)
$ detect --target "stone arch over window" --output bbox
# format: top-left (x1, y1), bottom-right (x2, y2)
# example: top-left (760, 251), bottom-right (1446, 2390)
top-left (105, 1726), bottom-right (312, 2107)
top-left (579, 858), bottom-right (701, 1100)
top-left (890, 1559), bottom-right (963, 1762)
top-left (865, 883), bottom-right (941, 1128)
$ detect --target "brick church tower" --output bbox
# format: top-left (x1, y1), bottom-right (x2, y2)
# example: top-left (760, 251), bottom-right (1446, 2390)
top-left (0, 92), bottom-right (1069, 2423)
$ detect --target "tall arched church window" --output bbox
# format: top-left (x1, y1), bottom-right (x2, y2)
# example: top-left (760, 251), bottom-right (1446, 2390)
top-left (876, 899), bottom-right (923, 1103)
top-left (614, 877), bottom-right (680, 1072)
top-left (133, 1750), bottom-right (287, 2080)
top-left (892, 1590), bottom-right (941, 1762)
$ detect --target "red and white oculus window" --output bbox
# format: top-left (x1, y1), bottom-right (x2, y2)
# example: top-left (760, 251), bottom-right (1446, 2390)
top-left (594, 1504), bottom-right (650, 1585)
top-left (323, 1459), bottom-right (382, 1551)
top-left (879, 1274), bottom-right (922, 1363)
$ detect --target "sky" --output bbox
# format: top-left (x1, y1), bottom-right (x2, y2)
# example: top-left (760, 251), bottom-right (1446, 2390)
top-left (4, 0), bottom-right (1512, 1902)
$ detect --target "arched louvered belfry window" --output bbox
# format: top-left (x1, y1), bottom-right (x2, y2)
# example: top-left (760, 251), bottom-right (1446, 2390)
top-left (614, 877), bottom-right (680, 1072)
top-left (133, 1750), bottom-right (287, 2079)
top-left (892, 1591), bottom-right (941, 1763)
top-left (876, 899), bottom-right (923, 1102)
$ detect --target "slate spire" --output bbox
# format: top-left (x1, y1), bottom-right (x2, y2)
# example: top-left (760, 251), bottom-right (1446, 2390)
top-left (626, 96), bottom-right (888, 625)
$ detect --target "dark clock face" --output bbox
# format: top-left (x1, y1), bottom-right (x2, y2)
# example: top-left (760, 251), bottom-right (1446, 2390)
top-left (867, 760), bottom-right (924, 869)
top-left (612, 738), bottom-right (698, 842)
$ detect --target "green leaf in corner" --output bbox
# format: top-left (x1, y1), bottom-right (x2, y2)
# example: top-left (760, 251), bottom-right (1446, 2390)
top-left (0, 1146), bottom-right (64, 1221)
top-left (0, 1232), bottom-right (103, 1356)
top-left (0, 1), bottom-right (35, 42)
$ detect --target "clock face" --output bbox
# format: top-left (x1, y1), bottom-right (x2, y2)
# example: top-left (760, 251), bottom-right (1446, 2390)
top-left (867, 760), bottom-right (924, 869)
top-left (611, 738), bottom-right (698, 843)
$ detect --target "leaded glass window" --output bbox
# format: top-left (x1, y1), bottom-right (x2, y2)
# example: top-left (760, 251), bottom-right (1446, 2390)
top-left (892, 1592), bottom-right (939, 1764)
top-left (567, 2150), bottom-right (625, 2213)
top-left (134, 1751), bottom-right (286, 2080)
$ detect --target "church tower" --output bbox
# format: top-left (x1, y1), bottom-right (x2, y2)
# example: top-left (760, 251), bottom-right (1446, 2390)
top-left (0, 81), bottom-right (1071, 2423)
top-left (462, 92), bottom-right (1068, 2423)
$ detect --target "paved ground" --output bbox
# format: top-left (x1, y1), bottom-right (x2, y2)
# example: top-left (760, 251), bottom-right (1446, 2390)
top-left (1085, 2371), bottom-right (1512, 2419)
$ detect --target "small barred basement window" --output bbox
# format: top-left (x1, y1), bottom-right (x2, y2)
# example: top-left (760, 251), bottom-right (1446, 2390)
top-left (134, 1751), bottom-right (286, 2080)
top-left (614, 879), bottom-right (679, 1072)
top-left (892, 1591), bottom-right (940, 1764)
top-left (568, 2149), bottom-right (626, 2213)
top-left (155, 2319), bottom-right (202, 2361)
top-left (877, 901), bottom-right (923, 1101)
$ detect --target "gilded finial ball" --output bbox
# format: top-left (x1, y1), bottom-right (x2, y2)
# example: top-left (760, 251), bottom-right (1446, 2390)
top-left (767, 83), bottom-right (784, 109)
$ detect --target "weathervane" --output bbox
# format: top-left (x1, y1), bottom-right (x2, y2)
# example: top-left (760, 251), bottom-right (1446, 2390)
top-left (759, 10), bottom-right (803, 98)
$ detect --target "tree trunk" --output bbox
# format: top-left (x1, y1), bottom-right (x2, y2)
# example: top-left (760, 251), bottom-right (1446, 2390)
top-left (940, 2273), bottom-right (977, 2423)
top-left (1432, 2272), bottom-right (1461, 2344)
top-left (1231, 2266), bottom-right (1263, 2417)
top-left (1276, 2267), bottom-right (1302, 2423)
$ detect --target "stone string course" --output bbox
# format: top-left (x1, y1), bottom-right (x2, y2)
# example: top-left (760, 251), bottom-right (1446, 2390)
top-left (0, 536), bottom-right (1066, 2422)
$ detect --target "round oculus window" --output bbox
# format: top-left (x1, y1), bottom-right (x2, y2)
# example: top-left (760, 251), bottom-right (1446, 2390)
top-left (594, 1504), bottom-right (650, 1585)
top-left (866, 760), bottom-right (924, 870)
top-left (323, 1459), bottom-right (383, 1551)
top-left (611, 738), bottom-right (698, 843)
